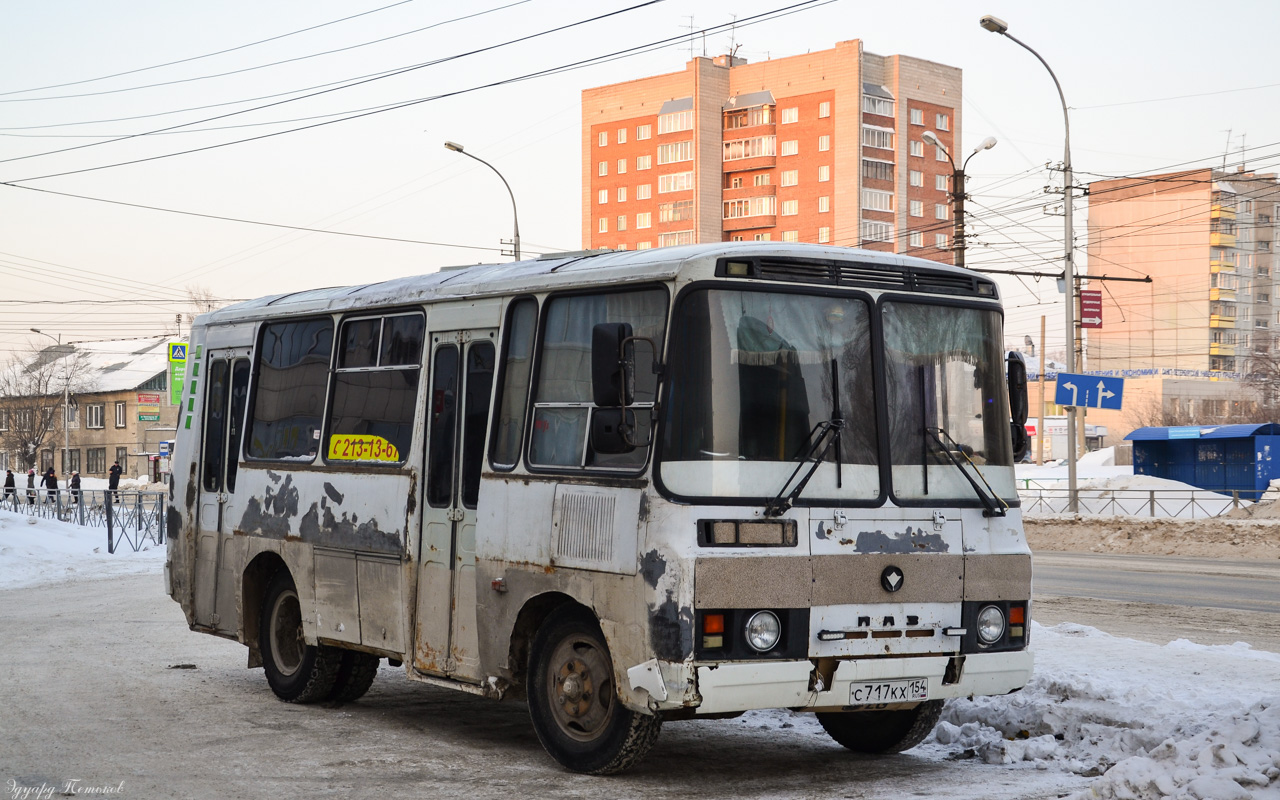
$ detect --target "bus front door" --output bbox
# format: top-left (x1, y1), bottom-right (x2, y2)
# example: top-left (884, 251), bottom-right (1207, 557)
top-left (193, 351), bottom-right (251, 631)
top-left (414, 328), bottom-right (496, 681)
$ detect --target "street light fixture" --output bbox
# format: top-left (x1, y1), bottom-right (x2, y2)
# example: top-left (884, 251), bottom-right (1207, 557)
top-left (980, 13), bottom-right (1080, 511)
top-left (444, 140), bottom-right (521, 262)
top-left (921, 130), bottom-right (997, 268)
top-left (30, 328), bottom-right (70, 476)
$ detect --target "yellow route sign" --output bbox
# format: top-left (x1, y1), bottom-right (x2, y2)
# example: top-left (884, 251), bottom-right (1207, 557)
top-left (327, 434), bottom-right (400, 462)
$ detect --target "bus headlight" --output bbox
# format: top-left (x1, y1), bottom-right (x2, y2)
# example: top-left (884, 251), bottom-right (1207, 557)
top-left (976, 605), bottom-right (1006, 644)
top-left (745, 610), bottom-right (782, 652)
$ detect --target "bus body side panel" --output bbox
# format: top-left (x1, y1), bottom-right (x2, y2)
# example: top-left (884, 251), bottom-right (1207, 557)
top-left (166, 329), bottom-right (208, 627)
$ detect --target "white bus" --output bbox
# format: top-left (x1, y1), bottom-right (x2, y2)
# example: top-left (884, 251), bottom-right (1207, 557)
top-left (166, 243), bottom-right (1033, 774)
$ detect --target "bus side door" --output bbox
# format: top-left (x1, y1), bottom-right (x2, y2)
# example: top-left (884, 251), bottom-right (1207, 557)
top-left (414, 328), bottom-right (496, 681)
top-left (194, 350), bottom-right (251, 630)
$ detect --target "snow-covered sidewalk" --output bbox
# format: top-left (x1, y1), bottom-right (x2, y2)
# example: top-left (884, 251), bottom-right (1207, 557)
top-left (0, 508), bottom-right (165, 590)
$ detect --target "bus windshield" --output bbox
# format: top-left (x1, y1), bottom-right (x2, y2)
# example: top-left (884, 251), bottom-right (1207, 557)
top-left (659, 287), bottom-right (1016, 505)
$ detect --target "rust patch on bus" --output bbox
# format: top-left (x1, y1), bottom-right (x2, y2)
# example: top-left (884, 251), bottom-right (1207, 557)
top-left (853, 527), bottom-right (949, 554)
top-left (648, 591), bottom-right (692, 661)
top-left (323, 482), bottom-right (345, 505)
top-left (640, 550), bottom-right (666, 589)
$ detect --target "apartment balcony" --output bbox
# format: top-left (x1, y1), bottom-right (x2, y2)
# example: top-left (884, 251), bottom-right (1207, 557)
top-left (722, 214), bottom-right (776, 232)
top-left (1210, 315), bottom-right (1236, 329)
top-left (722, 154), bottom-right (777, 174)
top-left (1210, 343), bottom-right (1235, 356)
top-left (1210, 232), bottom-right (1238, 247)
top-left (722, 184), bottom-right (777, 201)
top-left (1210, 259), bottom-right (1236, 273)
top-left (1210, 287), bottom-right (1236, 301)
top-left (1211, 204), bottom-right (1236, 220)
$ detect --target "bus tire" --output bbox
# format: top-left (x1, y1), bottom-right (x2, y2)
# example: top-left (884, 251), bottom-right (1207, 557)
top-left (527, 607), bottom-right (662, 775)
top-left (328, 651), bottom-right (380, 703)
top-left (259, 570), bottom-right (341, 703)
top-left (817, 700), bottom-right (945, 754)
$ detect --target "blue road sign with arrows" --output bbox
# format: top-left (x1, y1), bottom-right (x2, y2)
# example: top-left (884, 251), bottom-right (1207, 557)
top-left (1055, 372), bottom-right (1125, 410)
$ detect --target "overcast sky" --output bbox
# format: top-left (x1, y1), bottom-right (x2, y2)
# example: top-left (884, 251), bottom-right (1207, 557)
top-left (2, 0), bottom-right (1277, 360)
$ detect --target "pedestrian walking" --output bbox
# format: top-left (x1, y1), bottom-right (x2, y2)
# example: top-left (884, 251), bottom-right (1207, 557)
top-left (108, 460), bottom-right (122, 502)
top-left (26, 468), bottom-right (36, 505)
top-left (42, 467), bottom-right (57, 504)
top-left (3, 469), bottom-right (14, 505)
top-left (69, 471), bottom-right (81, 504)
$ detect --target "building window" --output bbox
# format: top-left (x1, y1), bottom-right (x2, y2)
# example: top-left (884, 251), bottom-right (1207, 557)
top-left (818, 165), bottom-right (830, 182)
top-left (599, 131), bottom-right (607, 147)
top-left (862, 95), bottom-right (894, 117)
top-left (637, 184), bottom-right (651, 200)
top-left (861, 221), bottom-right (893, 243)
top-left (658, 171), bottom-right (694, 193)
top-left (910, 231), bottom-right (923, 247)
top-left (862, 189), bottom-right (893, 212)
top-left (86, 403), bottom-right (105, 429)
top-left (87, 448), bottom-right (106, 474)
top-left (617, 128), bottom-right (626, 144)
top-left (818, 226), bottom-right (831, 243)
top-left (598, 189), bottom-right (608, 205)
top-left (818, 196), bottom-right (830, 213)
top-left (63, 448), bottom-right (80, 474)
top-left (615, 244), bottom-right (627, 251)
top-left (861, 126), bottom-right (893, 150)
top-left (863, 159), bottom-right (893, 182)
top-left (114, 402), bottom-right (126, 428)
top-left (729, 176), bottom-right (743, 189)
top-left (780, 170), bottom-right (798, 187)
top-left (599, 161), bottom-right (607, 177)
top-left (781, 199), bottom-right (799, 216)
top-left (636, 241), bottom-right (652, 250)
top-left (935, 204), bottom-right (948, 220)
top-left (910, 200), bottom-right (924, 217)
top-left (780, 107), bottom-right (798, 124)
top-left (936, 113), bottom-right (949, 131)
top-left (818, 101), bottom-right (831, 118)
top-left (636, 155), bottom-right (652, 170)
top-left (636, 212), bottom-right (652, 229)
top-left (722, 136), bottom-right (776, 161)
top-left (658, 200), bottom-right (694, 223)
top-left (0, 409), bottom-right (7, 431)
top-left (781, 140), bottom-right (798, 156)
top-left (753, 174), bottom-right (770, 187)
top-left (782, 230), bottom-right (799, 242)
top-left (617, 215), bottom-right (627, 231)
top-left (910, 140), bottom-right (924, 157)
top-left (658, 140), bottom-right (694, 164)
top-left (753, 233), bottom-right (771, 241)
top-left (617, 159), bottom-right (627, 174)
top-left (658, 230), bottom-right (695, 248)
top-left (599, 218), bottom-right (608, 234)
top-left (637, 124), bottom-right (651, 140)
top-left (141, 373), bottom-right (166, 391)
top-left (724, 105), bottom-right (775, 129)
top-left (935, 146), bottom-right (948, 162)
top-left (936, 233), bottom-right (948, 248)
top-left (910, 170), bottom-right (924, 187)
top-left (658, 109), bottom-right (693, 134)
top-left (910, 108), bottom-right (923, 125)
top-left (818, 135), bottom-right (830, 152)
top-left (723, 197), bottom-right (777, 219)
top-left (936, 174), bottom-right (949, 191)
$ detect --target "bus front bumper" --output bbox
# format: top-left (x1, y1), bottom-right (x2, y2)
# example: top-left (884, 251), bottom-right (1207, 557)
top-left (692, 650), bottom-right (1033, 715)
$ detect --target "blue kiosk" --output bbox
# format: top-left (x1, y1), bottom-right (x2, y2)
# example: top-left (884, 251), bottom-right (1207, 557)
top-left (1125, 423), bottom-right (1280, 500)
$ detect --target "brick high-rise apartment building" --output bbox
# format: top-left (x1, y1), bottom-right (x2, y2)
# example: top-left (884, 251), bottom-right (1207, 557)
top-left (581, 40), bottom-right (962, 260)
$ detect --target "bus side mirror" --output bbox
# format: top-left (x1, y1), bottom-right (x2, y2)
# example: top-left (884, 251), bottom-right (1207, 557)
top-left (592, 323), bottom-right (634, 407)
top-left (1007, 351), bottom-right (1030, 460)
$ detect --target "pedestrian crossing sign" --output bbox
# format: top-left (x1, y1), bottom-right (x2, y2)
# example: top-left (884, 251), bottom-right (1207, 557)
top-left (169, 343), bottom-right (187, 362)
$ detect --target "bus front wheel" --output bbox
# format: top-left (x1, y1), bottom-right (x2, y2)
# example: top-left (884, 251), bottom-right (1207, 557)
top-left (259, 570), bottom-right (342, 703)
top-left (817, 700), bottom-right (945, 754)
top-left (527, 607), bottom-right (662, 774)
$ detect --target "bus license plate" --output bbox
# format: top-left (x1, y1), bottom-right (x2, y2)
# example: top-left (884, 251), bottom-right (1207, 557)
top-left (850, 679), bottom-right (929, 705)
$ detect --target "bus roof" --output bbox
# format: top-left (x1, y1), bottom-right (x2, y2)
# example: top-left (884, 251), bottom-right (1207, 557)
top-left (196, 242), bottom-right (989, 327)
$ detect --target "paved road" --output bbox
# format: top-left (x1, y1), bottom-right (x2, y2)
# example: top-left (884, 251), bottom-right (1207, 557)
top-left (1033, 551), bottom-right (1280, 614)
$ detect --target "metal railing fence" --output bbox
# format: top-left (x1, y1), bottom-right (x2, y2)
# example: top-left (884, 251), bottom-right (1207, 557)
top-left (0, 489), bottom-right (166, 552)
top-left (1018, 484), bottom-right (1261, 519)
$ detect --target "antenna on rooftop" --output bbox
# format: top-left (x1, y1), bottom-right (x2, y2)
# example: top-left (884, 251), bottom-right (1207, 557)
top-left (683, 16), bottom-right (695, 60)
top-left (1221, 129), bottom-right (1232, 172)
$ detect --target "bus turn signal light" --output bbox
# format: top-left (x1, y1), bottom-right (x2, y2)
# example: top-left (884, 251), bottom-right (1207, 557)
top-left (703, 613), bottom-right (725, 634)
top-left (1009, 606), bottom-right (1025, 624)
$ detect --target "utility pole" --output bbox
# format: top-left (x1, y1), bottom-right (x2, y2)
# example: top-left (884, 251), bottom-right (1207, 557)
top-left (1037, 315), bottom-right (1046, 465)
top-left (923, 131), bottom-right (996, 268)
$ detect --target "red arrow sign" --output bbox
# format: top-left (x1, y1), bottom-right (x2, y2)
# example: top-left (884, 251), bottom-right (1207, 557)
top-left (1080, 290), bottom-right (1102, 328)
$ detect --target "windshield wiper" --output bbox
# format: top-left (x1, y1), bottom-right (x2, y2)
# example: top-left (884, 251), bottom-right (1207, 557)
top-left (923, 426), bottom-right (1009, 517)
top-left (764, 359), bottom-right (844, 518)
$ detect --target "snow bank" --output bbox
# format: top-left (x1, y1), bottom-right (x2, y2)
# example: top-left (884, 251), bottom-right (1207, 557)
top-left (925, 622), bottom-right (1280, 799)
top-left (1078, 446), bottom-right (1116, 467)
top-left (0, 511), bottom-right (164, 590)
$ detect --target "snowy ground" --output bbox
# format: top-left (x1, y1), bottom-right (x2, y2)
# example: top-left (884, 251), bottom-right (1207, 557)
top-left (2, 513), bottom-right (1278, 798)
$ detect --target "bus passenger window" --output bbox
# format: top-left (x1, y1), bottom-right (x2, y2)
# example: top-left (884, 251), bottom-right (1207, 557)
top-left (490, 298), bottom-right (537, 470)
top-left (461, 342), bottom-right (495, 508)
top-left (327, 313), bottom-right (424, 464)
top-left (427, 345), bottom-right (459, 507)
top-left (247, 318), bottom-right (333, 461)
top-left (202, 360), bottom-right (229, 492)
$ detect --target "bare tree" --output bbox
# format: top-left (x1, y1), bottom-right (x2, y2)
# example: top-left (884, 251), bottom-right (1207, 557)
top-left (184, 285), bottom-right (224, 328)
top-left (0, 342), bottom-right (93, 472)
top-left (1244, 349), bottom-right (1280, 418)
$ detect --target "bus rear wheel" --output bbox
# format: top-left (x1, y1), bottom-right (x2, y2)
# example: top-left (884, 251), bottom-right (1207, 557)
top-left (328, 650), bottom-right (380, 703)
top-left (260, 570), bottom-right (341, 703)
top-left (817, 700), bottom-right (945, 754)
top-left (527, 607), bottom-right (662, 774)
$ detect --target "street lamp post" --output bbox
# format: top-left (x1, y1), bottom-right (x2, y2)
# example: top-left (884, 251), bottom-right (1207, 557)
top-left (980, 14), bottom-right (1080, 511)
top-left (922, 130), bottom-right (997, 269)
top-left (30, 328), bottom-right (69, 476)
top-left (444, 141), bottom-right (521, 262)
